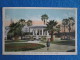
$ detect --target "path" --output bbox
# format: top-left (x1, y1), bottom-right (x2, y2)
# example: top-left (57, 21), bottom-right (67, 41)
top-left (5, 40), bottom-right (40, 44)
top-left (27, 43), bottom-right (75, 52)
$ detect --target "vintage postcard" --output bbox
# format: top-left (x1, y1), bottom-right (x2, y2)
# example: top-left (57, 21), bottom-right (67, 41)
top-left (2, 7), bottom-right (77, 55)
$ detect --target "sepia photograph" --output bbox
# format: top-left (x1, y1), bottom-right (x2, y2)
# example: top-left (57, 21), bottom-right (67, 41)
top-left (2, 7), bottom-right (77, 55)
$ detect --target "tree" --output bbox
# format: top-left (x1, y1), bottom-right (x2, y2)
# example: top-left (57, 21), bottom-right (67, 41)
top-left (27, 20), bottom-right (32, 26)
top-left (19, 19), bottom-right (26, 39)
top-left (56, 25), bottom-right (61, 37)
top-left (68, 17), bottom-right (75, 40)
top-left (46, 20), bottom-right (57, 41)
top-left (62, 17), bottom-right (75, 40)
top-left (27, 20), bottom-right (32, 35)
top-left (41, 14), bottom-right (49, 24)
top-left (8, 20), bottom-right (25, 40)
top-left (19, 19), bottom-right (25, 25)
top-left (68, 17), bottom-right (75, 31)
top-left (62, 19), bottom-right (68, 39)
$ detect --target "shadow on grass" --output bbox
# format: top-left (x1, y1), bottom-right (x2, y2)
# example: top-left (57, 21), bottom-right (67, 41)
top-left (51, 40), bottom-right (75, 46)
top-left (67, 49), bottom-right (75, 52)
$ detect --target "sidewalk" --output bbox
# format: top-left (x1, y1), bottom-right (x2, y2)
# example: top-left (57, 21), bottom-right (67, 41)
top-left (28, 43), bottom-right (75, 52)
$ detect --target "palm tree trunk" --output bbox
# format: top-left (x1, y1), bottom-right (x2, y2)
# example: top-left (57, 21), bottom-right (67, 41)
top-left (69, 30), bottom-right (70, 40)
top-left (64, 25), bottom-right (65, 39)
top-left (69, 25), bottom-right (71, 40)
top-left (21, 31), bottom-right (23, 40)
top-left (44, 19), bottom-right (45, 24)
top-left (50, 31), bottom-right (53, 41)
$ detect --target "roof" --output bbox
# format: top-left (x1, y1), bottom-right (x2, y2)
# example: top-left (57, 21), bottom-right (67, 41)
top-left (29, 25), bottom-right (47, 28)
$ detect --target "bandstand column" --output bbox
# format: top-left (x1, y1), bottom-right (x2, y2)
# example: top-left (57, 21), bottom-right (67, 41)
top-left (33, 29), bottom-right (34, 35)
top-left (39, 30), bottom-right (40, 35)
top-left (42, 28), bottom-right (43, 36)
top-left (36, 29), bottom-right (37, 35)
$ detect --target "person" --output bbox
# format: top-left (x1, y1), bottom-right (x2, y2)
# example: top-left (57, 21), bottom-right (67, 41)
top-left (46, 38), bottom-right (50, 50)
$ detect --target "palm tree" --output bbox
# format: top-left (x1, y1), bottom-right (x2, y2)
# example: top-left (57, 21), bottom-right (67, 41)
top-left (56, 25), bottom-right (61, 37)
top-left (62, 19), bottom-right (68, 39)
top-left (27, 20), bottom-right (32, 26)
top-left (46, 20), bottom-right (57, 41)
top-left (68, 17), bottom-right (75, 40)
top-left (41, 14), bottom-right (49, 24)
top-left (68, 17), bottom-right (75, 31)
top-left (27, 20), bottom-right (32, 35)
top-left (19, 19), bottom-right (25, 25)
top-left (8, 22), bottom-right (23, 40)
top-left (19, 19), bottom-right (26, 39)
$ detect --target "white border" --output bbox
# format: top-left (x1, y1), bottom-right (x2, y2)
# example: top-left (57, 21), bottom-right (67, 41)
top-left (2, 7), bottom-right (77, 55)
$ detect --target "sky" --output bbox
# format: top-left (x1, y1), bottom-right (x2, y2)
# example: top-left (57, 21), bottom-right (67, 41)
top-left (5, 8), bottom-right (76, 21)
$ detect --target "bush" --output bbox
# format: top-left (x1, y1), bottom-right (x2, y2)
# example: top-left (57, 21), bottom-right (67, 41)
top-left (29, 36), bottom-right (34, 41)
top-left (41, 36), bottom-right (47, 42)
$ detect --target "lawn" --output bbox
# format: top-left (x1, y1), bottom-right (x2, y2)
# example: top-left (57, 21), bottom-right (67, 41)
top-left (5, 40), bottom-right (28, 43)
top-left (51, 40), bottom-right (75, 46)
top-left (5, 43), bottom-right (45, 52)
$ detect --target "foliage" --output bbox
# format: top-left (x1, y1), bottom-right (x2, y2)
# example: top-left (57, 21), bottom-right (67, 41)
top-left (68, 17), bottom-right (75, 30)
top-left (7, 19), bottom-right (26, 40)
top-left (41, 14), bottom-right (49, 24)
top-left (27, 20), bottom-right (32, 26)
top-left (67, 17), bottom-right (75, 40)
top-left (29, 36), bottom-right (34, 40)
top-left (62, 19), bottom-right (68, 39)
top-left (46, 20), bottom-right (57, 32)
top-left (46, 20), bottom-right (58, 41)
top-left (56, 25), bottom-right (61, 37)
top-left (62, 19), bottom-right (68, 26)
top-left (62, 17), bottom-right (75, 40)
top-left (41, 36), bottom-right (46, 42)
top-left (27, 20), bottom-right (32, 35)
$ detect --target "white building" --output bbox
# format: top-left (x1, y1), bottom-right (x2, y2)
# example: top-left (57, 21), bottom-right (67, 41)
top-left (29, 25), bottom-right (49, 36)
top-left (5, 26), bottom-right (10, 40)
top-left (22, 24), bottom-right (50, 40)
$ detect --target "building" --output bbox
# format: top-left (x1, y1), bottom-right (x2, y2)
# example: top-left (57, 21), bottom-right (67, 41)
top-left (5, 26), bottom-right (10, 40)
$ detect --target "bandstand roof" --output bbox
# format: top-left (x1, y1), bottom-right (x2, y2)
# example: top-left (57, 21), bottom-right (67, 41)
top-left (29, 25), bottom-right (47, 28)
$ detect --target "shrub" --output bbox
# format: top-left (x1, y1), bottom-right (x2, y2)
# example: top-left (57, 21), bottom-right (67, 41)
top-left (41, 36), bottom-right (47, 42)
top-left (29, 36), bottom-right (34, 41)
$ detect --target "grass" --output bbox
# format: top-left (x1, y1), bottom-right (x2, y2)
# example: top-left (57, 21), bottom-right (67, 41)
top-left (51, 40), bottom-right (75, 46)
top-left (5, 43), bottom-right (45, 52)
top-left (5, 40), bottom-right (28, 43)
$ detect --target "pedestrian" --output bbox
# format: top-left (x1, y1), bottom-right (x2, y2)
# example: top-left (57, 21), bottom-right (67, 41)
top-left (46, 38), bottom-right (50, 50)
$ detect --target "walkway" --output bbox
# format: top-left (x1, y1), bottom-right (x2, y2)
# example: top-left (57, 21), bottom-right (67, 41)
top-left (5, 40), bottom-right (40, 44)
top-left (28, 43), bottom-right (75, 52)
